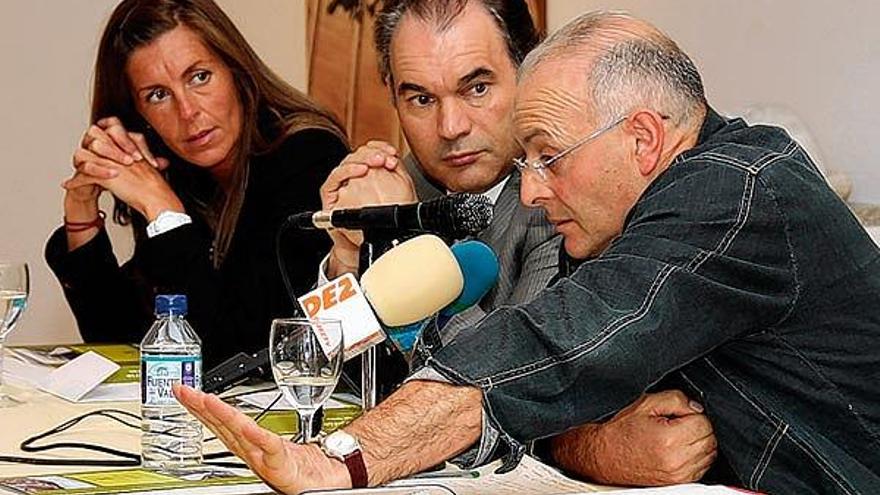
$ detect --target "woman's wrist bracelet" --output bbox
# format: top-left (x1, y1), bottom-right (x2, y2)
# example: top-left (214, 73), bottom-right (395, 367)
top-left (64, 210), bottom-right (106, 233)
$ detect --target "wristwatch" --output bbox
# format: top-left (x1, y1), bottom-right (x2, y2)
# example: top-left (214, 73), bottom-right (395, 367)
top-left (320, 430), bottom-right (368, 488)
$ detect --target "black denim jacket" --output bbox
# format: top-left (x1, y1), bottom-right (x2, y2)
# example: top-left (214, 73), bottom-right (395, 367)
top-left (430, 108), bottom-right (880, 494)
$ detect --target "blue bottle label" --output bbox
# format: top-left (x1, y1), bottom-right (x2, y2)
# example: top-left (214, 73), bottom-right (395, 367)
top-left (141, 356), bottom-right (202, 406)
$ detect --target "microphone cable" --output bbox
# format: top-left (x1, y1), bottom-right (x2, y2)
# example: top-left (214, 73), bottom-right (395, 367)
top-left (274, 216), bottom-right (361, 397)
top-left (275, 215), bottom-right (302, 314)
top-left (0, 388), bottom-right (285, 468)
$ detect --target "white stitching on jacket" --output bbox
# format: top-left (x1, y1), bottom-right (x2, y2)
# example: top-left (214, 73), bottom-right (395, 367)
top-left (481, 165), bottom-right (756, 387)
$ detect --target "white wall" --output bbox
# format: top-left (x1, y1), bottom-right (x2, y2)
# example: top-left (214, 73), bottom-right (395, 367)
top-left (215, 0), bottom-right (307, 91)
top-left (546, 0), bottom-right (880, 202)
top-left (0, 1), bottom-right (305, 345)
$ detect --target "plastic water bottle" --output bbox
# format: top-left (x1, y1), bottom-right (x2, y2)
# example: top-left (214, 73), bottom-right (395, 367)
top-left (140, 294), bottom-right (203, 471)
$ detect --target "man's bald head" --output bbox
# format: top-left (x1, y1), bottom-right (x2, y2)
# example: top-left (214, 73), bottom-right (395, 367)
top-left (519, 11), bottom-right (706, 129)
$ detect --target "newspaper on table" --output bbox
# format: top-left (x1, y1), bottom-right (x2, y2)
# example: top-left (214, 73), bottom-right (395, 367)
top-left (0, 453), bottom-right (747, 495)
top-left (387, 455), bottom-right (745, 495)
top-left (0, 466), bottom-right (268, 495)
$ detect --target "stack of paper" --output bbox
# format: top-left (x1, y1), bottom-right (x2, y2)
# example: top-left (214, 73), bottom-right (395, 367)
top-left (0, 466), bottom-right (268, 495)
top-left (390, 455), bottom-right (748, 495)
top-left (3, 346), bottom-right (140, 403)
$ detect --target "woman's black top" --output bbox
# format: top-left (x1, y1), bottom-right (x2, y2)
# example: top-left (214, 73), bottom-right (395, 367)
top-left (46, 128), bottom-right (348, 367)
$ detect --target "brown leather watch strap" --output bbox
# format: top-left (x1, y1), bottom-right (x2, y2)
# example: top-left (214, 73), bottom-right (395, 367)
top-left (343, 449), bottom-right (368, 488)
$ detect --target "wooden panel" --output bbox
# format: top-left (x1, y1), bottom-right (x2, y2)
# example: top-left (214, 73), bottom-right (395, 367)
top-left (349, 6), bottom-right (404, 149)
top-left (307, 0), bottom-right (358, 131)
top-left (308, 0), bottom-right (546, 149)
top-left (526, 0), bottom-right (546, 36)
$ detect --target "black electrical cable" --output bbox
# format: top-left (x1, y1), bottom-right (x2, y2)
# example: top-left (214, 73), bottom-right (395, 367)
top-left (274, 216), bottom-right (362, 398)
top-left (275, 215), bottom-right (304, 314)
top-left (21, 409), bottom-right (141, 458)
top-left (0, 409), bottom-right (141, 467)
top-left (204, 390), bottom-right (285, 444)
top-left (218, 386), bottom-right (277, 401)
top-left (0, 389), bottom-right (286, 468)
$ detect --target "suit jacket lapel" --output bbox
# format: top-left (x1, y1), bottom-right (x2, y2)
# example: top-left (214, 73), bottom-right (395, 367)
top-left (479, 172), bottom-right (520, 247)
top-left (404, 154), bottom-right (445, 201)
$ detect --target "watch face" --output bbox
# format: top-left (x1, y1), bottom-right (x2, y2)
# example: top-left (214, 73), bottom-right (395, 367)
top-left (325, 431), bottom-right (358, 454)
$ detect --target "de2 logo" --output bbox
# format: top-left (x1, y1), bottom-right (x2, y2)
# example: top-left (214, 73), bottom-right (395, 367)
top-left (301, 276), bottom-right (358, 318)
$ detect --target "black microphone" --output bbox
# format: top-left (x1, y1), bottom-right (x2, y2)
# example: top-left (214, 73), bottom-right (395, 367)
top-left (288, 193), bottom-right (493, 238)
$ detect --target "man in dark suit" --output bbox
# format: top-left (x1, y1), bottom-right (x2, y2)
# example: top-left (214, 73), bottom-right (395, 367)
top-left (317, 0), bottom-right (714, 486)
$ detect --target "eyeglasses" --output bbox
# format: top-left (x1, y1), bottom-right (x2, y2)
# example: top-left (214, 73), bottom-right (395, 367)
top-left (513, 116), bottom-right (627, 181)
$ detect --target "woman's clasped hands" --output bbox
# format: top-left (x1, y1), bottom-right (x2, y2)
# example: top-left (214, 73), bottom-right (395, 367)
top-left (64, 116), bottom-right (182, 222)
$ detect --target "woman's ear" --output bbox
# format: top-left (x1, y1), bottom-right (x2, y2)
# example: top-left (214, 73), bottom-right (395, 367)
top-left (626, 110), bottom-right (665, 177)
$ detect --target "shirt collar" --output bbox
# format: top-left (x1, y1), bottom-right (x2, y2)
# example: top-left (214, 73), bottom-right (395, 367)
top-left (447, 175), bottom-right (509, 206)
top-left (696, 106), bottom-right (730, 146)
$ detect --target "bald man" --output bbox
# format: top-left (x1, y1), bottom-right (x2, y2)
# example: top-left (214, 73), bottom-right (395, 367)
top-left (177, 10), bottom-right (880, 495)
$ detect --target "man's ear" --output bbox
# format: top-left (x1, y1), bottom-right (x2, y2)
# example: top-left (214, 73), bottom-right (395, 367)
top-left (626, 110), bottom-right (665, 177)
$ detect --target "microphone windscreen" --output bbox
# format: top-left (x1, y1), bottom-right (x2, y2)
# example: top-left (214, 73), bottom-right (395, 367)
top-left (421, 194), bottom-right (493, 238)
top-left (441, 240), bottom-right (500, 316)
top-left (361, 235), bottom-right (463, 326)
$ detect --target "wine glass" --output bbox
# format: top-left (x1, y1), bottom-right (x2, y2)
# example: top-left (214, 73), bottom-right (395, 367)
top-left (0, 262), bottom-right (29, 407)
top-left (269, 318), bottom-right (343, 443)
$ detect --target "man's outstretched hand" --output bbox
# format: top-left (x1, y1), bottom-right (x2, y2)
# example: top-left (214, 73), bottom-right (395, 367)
top-left (173, 384), bottom-right (351, 494)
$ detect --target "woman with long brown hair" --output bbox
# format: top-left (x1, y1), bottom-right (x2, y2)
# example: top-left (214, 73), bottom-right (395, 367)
top-left (45, 0), bottom-right (348, 367)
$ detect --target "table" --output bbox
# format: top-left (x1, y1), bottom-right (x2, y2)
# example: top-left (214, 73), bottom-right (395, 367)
top-left (0, 354), bottom-right (735, 494)
top-left (0, 382), bottom-right (224, 478)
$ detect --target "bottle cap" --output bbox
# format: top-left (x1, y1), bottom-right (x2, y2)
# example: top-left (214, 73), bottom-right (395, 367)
top-left (155, 294), bottom-right (187, 316)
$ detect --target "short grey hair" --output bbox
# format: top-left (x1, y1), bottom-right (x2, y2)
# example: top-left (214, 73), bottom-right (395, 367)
top-left (520, 11), bottom-right (706, 127)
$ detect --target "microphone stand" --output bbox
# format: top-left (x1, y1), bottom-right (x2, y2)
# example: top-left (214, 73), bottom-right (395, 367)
top-left (357, 229), bottom-right (398, 411)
